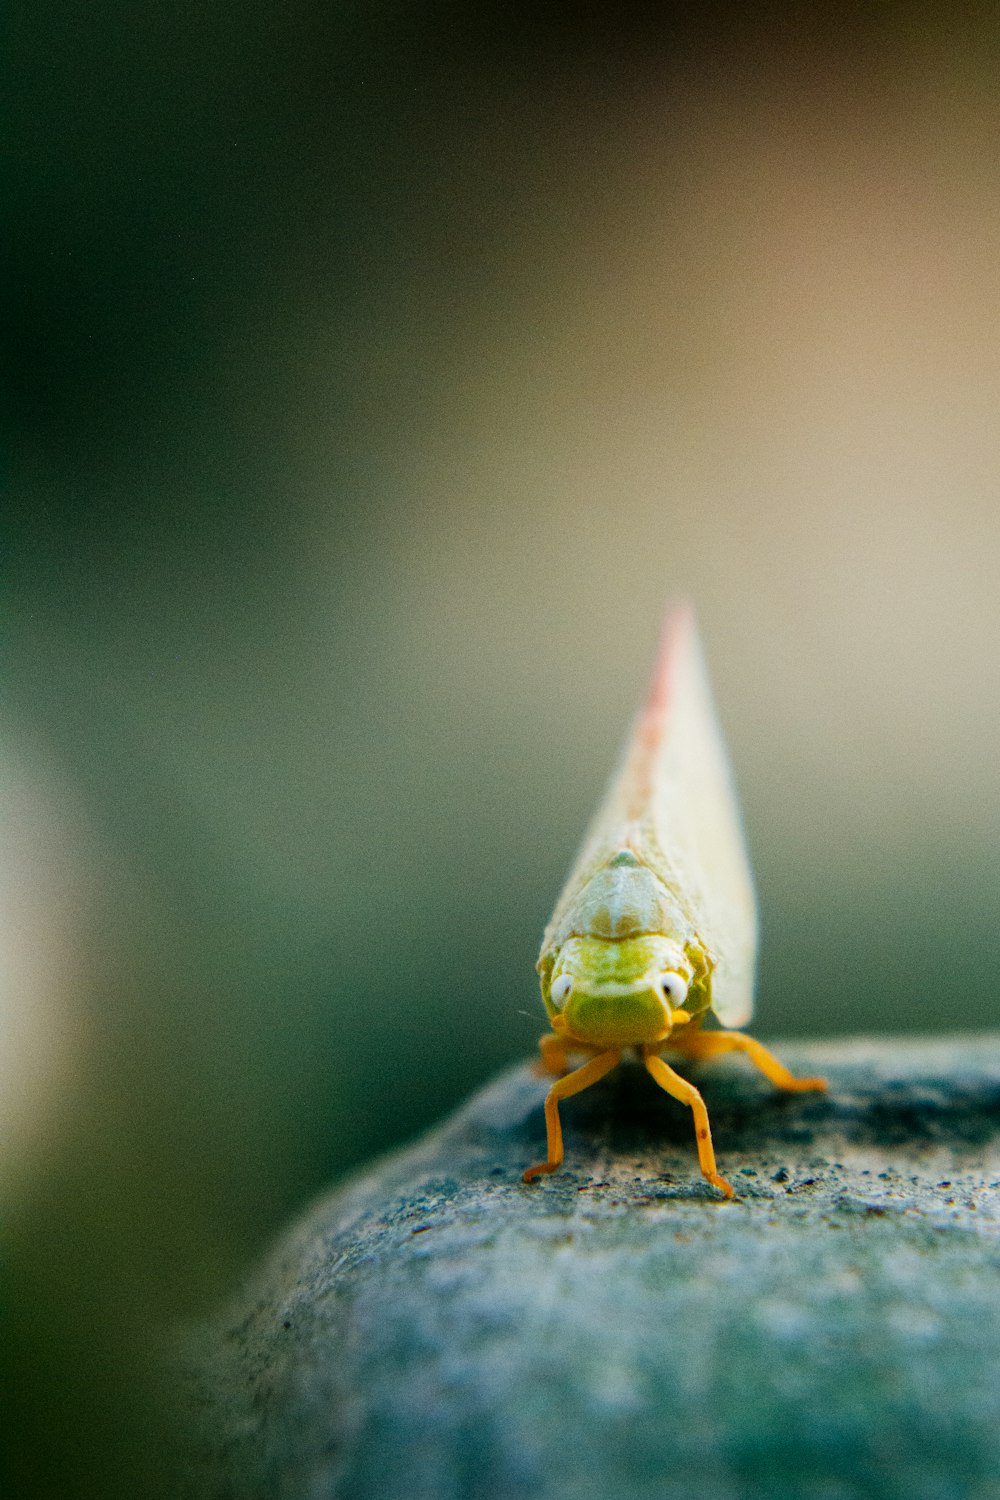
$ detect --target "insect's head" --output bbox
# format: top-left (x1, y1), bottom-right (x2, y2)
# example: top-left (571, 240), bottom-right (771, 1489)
top-left (542, 934), bottom-right (694, 1047)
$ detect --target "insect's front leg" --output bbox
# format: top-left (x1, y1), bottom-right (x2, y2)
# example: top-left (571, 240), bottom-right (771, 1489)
top-left (643, 1048), bottom-right (734, 1199)
top-left (524, 1049), bottom-right (621, 1183)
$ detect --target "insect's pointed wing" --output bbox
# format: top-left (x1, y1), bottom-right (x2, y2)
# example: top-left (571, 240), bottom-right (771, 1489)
top-left (541, 605), bottom-right (757, 1026)
top-left (640, 605), bottom-right (757, 1025)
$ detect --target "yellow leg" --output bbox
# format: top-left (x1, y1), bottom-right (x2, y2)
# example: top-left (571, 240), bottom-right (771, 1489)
top-left (643, 1051), bottom-right (734, 1199)
top-left (523, 1049), bottom-right (621, 1183)
top-left (675, 1029), bottom-right (828, 1093)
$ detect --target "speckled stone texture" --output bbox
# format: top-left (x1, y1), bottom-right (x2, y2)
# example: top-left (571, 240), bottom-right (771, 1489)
top-left (175, 1035), bottom-right (1000, 1500)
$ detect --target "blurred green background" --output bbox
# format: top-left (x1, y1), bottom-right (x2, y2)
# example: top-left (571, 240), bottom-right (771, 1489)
top-left (4, 4), bottom-right (1000, 1495)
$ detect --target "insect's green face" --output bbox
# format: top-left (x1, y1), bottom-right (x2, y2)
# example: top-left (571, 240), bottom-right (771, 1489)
top-left (544, 935), bottom-right (694, 1048)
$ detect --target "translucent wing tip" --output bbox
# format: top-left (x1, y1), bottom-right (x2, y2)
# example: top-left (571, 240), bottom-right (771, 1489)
top-left (632, 600), bottom-right (701, 775)
top-left (647, 600), bottom-right (697, 707)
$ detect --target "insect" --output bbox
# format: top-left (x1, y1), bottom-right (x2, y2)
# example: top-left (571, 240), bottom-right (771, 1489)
top-left (524, 604), bottom-right (827, 1197)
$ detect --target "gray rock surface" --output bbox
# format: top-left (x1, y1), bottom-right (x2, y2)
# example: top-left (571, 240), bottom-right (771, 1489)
top-left (176, 1035), bottom-right (1000, 1500)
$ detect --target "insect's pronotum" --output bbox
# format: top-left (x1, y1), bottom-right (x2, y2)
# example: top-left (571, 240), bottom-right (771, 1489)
top-left (525, 604), bottom-right (826, 1197)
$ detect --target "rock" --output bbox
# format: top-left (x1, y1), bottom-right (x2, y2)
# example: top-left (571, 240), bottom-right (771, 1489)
top-left (175, 1035), bottom-right (1000, 1500)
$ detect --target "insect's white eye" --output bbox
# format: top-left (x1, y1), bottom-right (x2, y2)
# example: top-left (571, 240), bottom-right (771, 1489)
top-left (659, 972), bottom-right (689, 1007)
top-left (550, 974), bottom-right (573, 1008)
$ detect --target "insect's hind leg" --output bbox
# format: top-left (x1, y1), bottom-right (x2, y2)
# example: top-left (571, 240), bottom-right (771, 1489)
top-left (643, 1051), bottom-right (734, 1199)
top-left (534, 1031), bottom-right (571, 1077)
top-left (674, 1029), bottom-right (828, 1093)
top-left (533, 1025), bottom-right (608, 1077)
top-left (523, 1049), bottom-right (620, 1183)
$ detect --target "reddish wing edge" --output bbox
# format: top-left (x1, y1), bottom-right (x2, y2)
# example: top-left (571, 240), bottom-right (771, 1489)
top-left (623, 601), bottom-right (697, 826)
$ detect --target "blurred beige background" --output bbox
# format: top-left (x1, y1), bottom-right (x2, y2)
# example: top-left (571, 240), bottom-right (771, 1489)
top-left (5, 8), bottom-right (1000, 1496)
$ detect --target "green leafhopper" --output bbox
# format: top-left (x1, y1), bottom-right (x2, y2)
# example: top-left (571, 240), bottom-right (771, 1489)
top-left (525, 604), bottom-right (826, 1197)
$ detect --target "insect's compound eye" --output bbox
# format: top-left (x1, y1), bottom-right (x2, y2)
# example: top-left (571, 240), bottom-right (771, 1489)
top-left (659, 972), bottom-right (689, 1007)
top-left (550, 974), bottom-right (573, 1008)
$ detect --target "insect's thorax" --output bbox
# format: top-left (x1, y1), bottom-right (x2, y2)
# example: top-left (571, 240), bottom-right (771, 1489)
top-left (544, 852), bottom-right (693, 950)
top-left (580, 857), bottom-right (673, 940)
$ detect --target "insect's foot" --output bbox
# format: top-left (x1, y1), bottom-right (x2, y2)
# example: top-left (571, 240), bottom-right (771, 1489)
top-left (523, 1162), bottom-right (558, 1184)
top-left (788, 1075), bottom-right (828, 1092)
top-left (707, 1173), bottom-right (735, 1200)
